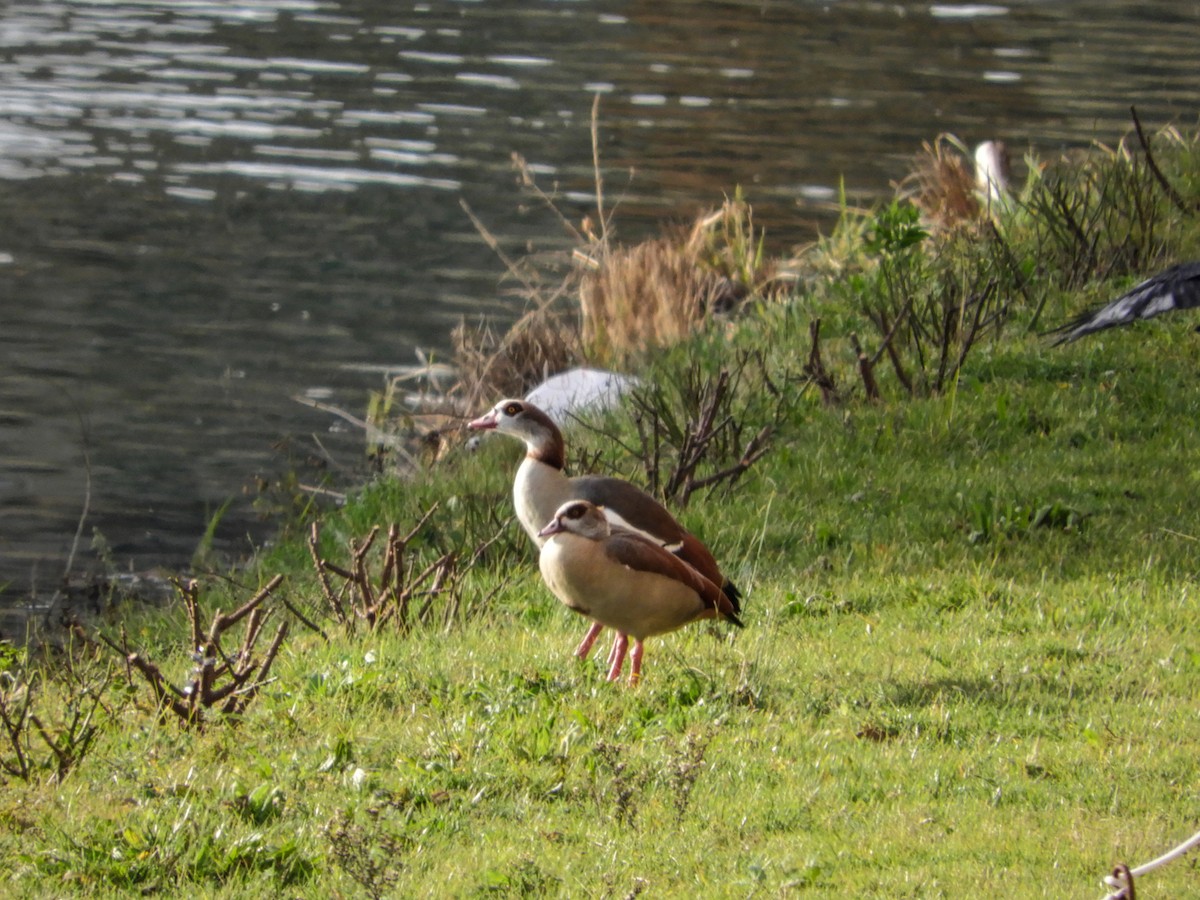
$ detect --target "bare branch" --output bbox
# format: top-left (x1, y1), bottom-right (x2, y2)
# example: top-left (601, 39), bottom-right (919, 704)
top-left (1130, 104), bottom-right (1196, 216)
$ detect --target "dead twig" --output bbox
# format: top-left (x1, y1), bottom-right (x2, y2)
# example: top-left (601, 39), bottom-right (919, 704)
top-left (682, 425), bottom-right (772, 504)
top-left (804, 319), bottom-right (840, 406)
top-left (281, 596), bottom-right (328, 641)
top-left (849, 332), bottom-right (881, 401)
top-left (0, 677), bottom-right (35, 781)
top-left (1130, 105), bottom-right (1197, 216)
top-left (309, 522), bottom-right (348, 626)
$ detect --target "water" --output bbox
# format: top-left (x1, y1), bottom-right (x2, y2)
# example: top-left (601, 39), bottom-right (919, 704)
top-left (0, 0), bottom-right (1196, 605)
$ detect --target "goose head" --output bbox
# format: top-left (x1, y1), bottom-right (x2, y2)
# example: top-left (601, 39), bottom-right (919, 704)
top-left (468, 399), bottom-right (564, 465)
top-left (538, 500), bottom-right (611, 541)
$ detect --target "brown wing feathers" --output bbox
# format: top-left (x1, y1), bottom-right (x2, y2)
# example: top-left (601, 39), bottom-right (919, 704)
top-left (603, 533), bottom-right (744, 627)
top-left (573, 475), bottom-right (741, 613)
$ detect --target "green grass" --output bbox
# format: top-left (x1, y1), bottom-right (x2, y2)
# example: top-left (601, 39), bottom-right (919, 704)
top-left (6, 562), bottom-right (1199, 897)
top-left (4, 130), bottom-right (1200, 897)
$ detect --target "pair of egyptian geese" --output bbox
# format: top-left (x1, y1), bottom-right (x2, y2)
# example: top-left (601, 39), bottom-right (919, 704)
top-left (461, 263), bottom-right (1200, 684)
top-left (468, 399), bottom-right (743, 686)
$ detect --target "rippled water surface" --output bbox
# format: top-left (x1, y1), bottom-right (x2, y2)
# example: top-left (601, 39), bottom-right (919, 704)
top-left (1, 0), bottom-right (1197, 604)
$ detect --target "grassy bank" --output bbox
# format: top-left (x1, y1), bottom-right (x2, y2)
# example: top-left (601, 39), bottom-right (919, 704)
top-left (2, 123), bottom-right (1200, 898)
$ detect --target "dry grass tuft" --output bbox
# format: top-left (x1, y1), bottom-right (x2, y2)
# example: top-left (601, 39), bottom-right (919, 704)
top-left (454, 197), bottom-right (777, 391)
top-left (686, 193), bottom-right (785, 297)
top-left (896, 134), bottom-right (985, 233)
top-left (580, 194), bottom-right (783, 367)
top-left (451, 302), bottom-right (583, 415)
top-left (442, 114), bottom-right (791, 427)
top-left (579, 234), bottom-right (711, 366)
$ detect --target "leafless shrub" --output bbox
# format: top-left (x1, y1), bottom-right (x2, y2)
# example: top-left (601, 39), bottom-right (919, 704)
top-left (308, 504), bottom-right (511, 634)
top-left (0, 641), bottom-right (115, 783)
top-left (629, 370), bottom-right (772, 507)
top-left (668, 729), bottom-right (714, 823)
top-left (1129, 107), bottom-right (1200, 216)
top-left (30, 661), bottom-right (112, 782)
top-left (595, 351), bottom-right (792, 507)
top-left (326, 810), bottom-right (406, 900)
top-left (93, 576), bottom-right (288, 729)
top-left (839, 196), bottom-right (1023, 398)
top-left (1011, 115), bottom-right (1183, 296)
top-left (803, 318), bottom-right (842, 406)
top-left (877, 246), bottom-right (1013, 394)
top-left (0, 667), bottom-right (36, 782)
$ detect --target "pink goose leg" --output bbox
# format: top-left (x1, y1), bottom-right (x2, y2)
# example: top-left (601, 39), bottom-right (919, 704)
top-left (606, 633), bottom-right (629, 682)
top-left (574, 622), bottom-right (604, 659)
top-left (605, 631), bottom-right (623, 667)
top-left (628, 640), bottom-right (645, 686)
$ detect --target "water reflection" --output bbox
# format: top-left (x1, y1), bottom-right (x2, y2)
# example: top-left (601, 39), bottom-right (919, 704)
top-left (0, 0), bottom-right (1196, 609)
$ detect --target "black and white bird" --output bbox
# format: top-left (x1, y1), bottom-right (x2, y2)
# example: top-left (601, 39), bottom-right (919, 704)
top-left (467, 399), bottom-right (741, 662)
top-left (537, 500), bottom-right (743, 685)
top-left (1050, 261), bottom-right (1200, 345)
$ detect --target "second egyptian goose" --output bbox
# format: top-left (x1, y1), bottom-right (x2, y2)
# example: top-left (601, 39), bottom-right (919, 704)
top-left (467, 399), bottom-right (742, 659)
top-left (538, 500), bottom-right (743, 685)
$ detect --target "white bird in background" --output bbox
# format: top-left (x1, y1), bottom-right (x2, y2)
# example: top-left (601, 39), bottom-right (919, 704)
top-left (974, 140), bottom-right (1012, 208)
top-left (537, 500), bottom-right (743, 685)
top-left (1050, 261), bottom-right (1200, 345)
top-left (467, 399), bottom-right (742, 663)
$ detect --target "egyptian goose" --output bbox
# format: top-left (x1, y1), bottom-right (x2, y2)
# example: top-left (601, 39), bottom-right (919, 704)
top-left (1050, 261), bottom-right (1200, 344)
top-left (467, 399), bottom-right (742, 659)
top-left (538, 500), bottom-right (743, 684)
